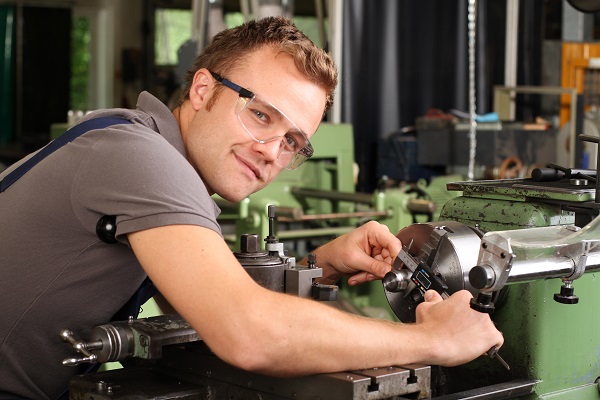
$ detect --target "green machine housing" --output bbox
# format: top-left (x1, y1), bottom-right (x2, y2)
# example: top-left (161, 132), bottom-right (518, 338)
top-left (429, 178), bottom-right (600, 399)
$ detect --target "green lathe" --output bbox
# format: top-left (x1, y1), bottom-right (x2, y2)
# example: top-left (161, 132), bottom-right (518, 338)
top-left (384, 174), bottom-right (600, 399)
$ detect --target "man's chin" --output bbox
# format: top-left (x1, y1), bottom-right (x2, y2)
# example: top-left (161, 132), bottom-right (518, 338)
top-left (212, 177), bottom-right (270, 202)
top-left (216, 187), bottom-right (259, 203)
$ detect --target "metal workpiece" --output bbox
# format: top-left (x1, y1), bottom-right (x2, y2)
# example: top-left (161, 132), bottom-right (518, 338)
top-left (382, 268), bottom-right (412, 292)
top-left (61, 315), bottom-right (200, 365)
top-left (406, 198), bottom-right (437, 215)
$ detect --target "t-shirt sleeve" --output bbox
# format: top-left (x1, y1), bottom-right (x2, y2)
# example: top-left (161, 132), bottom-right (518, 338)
top-left (71, 125), bottom-right (222, 242)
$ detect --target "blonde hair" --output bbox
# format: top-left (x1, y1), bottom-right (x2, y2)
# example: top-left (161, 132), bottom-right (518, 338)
top-left (178, 16), bottom-right (338, 114)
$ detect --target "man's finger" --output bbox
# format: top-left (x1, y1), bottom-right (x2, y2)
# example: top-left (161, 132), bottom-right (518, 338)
top-left (423, 289), bottom-right (443, 303)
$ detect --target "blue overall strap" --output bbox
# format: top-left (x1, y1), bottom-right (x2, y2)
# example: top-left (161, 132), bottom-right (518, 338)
top-left (111, 277), bottom-right (158, 321)
top-left (0, 114), bottom-right (158, 319)
top-left (0, 117), bottom-right (131, 193)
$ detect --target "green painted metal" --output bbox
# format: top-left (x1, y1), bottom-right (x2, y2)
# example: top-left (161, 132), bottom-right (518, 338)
top-left (444, 274), bottom-right (600, 399)
top-left (501, 275), bottom-right (600, 398)
top-left (440, 196), bottom-right (575, 231)
top-left (439, 179), bottom-right (600, 399)
top-left (0, 6), bottom-right (14, 145)
top-left (536, 383), bottom-right (600, 399)
top-left (447, 179), bottom-right (597, 203)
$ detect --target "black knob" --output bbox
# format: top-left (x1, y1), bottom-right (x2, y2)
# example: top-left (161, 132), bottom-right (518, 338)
top-left (308, 253), bottom-right (316, 269)
top-left (554, 285), bottom-right (579, 304)
top-left (531, 167), bottom-right (565, 182)
top-left (469, 265), bottom-right (494, 289)
top-left (470, 291), bottom-right (495, 314)
top-left (265, 205), bottom-right (278, 244)
top-left (96, 215), bottom-right (118, 244)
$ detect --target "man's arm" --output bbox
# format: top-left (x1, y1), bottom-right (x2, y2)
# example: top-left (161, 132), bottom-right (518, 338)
top-left (153, 292), bottom-right (177, 315)
top-left (129, 224), bottom-right (503, 376)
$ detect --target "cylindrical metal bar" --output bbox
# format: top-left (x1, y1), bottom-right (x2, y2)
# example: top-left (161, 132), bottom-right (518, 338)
top-left (504, 253), bottom-right (600, 285)
top-left (276, 226), bottom-right (354, 239)
top-left (291, 187), bottom-right (374, 204)
top-left (273, 206), bottom-right (305, 220)
top-left (405, 199), bottom-right (436, 214)
top-left (278, 210), bottom-right (387, 222)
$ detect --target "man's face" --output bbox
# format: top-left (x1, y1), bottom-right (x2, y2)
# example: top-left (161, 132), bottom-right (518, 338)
top-left (182, 47), bottom-right (327, 202)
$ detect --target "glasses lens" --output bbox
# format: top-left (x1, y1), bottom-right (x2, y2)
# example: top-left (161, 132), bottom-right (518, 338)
top-left (236, 96), bottom-right (312, 169)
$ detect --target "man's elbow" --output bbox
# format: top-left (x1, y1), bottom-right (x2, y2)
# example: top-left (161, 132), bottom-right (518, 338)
top-left (209, 334), bottom-right (290, 375)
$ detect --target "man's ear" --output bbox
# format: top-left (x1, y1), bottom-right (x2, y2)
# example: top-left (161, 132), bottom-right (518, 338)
top-left (189, 69), bottom-right (213, 110)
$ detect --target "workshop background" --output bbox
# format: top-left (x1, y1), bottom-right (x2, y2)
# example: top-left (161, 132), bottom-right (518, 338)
top-left (1, 0), bottom-right (595, 189)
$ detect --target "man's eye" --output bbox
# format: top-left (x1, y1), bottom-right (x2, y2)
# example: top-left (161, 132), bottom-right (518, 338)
top-left (251, 109), bottom-right (268, 122)
top-left (283, 134), bottom-right (299, 151)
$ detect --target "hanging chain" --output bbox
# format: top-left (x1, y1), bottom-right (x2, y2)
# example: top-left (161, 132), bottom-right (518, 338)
top-left (467, 0), bottom-right (478, 180)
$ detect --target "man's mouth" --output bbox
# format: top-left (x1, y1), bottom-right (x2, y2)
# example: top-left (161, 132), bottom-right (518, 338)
top-left (237, 155), bottom-right (262, 180)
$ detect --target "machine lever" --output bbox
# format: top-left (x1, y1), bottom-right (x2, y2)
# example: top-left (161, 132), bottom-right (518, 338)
top-left (62, 355), bottom-right (97, 366)
top-left (59, 329), bottom-right (99, 366)
top-left (487, 346), bottom-right (510, 371)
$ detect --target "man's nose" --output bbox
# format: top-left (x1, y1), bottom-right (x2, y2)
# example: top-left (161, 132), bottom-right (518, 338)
top-left (253, 138), bottom-right (282, 162)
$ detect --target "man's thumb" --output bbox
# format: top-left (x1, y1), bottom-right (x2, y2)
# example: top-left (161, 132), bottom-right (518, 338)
top-left (424, 290), bottom-right (443, 303)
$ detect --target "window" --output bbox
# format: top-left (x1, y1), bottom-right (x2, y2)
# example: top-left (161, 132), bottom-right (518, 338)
top-left (154, 8), bottom-right (193, 65)
top-left (71, 15), bottom-right (91, 111)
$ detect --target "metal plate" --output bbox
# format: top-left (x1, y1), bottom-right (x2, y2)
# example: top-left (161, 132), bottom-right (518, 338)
top-left (69, 344), bottom-right (432, 400)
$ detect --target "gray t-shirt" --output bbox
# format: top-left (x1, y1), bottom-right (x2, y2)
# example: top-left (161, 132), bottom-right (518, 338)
top-left (0, 92), bottom-right (221, 399)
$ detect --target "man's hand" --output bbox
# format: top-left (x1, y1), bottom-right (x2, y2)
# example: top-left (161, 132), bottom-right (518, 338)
top-left (415, 290), bottom-right (504, 367)
top-left (310, 221), bottom-right (402, 286)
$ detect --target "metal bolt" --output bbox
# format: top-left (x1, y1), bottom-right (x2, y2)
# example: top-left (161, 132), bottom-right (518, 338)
top-left (96, 381), bottom-right (107, 392)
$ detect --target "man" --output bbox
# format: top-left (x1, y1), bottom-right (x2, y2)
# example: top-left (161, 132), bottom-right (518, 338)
top-left (0, 17), bottom-right (502, 399)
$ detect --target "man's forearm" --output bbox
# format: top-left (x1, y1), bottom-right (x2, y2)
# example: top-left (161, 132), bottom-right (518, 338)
top-left (203, 285), bottom-right (432, 376)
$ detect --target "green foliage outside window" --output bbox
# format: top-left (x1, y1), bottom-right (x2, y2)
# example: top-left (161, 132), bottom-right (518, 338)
top-left (70, 16), bottom-right (90, 111)
top-left (155, 8), bottom-right (193, 65)
top-left (155, 9), bottom-right (326, 67)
